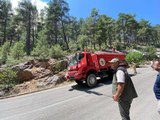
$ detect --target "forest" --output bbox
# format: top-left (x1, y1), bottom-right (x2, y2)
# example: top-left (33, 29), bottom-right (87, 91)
top-left (0, 0), bottom-right (160, 65)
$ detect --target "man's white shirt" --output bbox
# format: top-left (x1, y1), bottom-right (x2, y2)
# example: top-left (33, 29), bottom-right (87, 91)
top-left (116, 70), bottom-right (125, 83)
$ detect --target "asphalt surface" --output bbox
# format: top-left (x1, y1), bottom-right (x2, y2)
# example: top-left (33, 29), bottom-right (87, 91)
top-left (0, 65), bottom-right (160, 120)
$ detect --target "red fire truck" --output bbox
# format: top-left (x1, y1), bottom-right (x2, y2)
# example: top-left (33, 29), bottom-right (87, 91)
top-left (65, 49), bottom-right (126, 87)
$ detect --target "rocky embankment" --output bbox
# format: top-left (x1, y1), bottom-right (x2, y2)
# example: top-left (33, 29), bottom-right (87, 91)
top-left (0, 59), bottom-right (69, 97)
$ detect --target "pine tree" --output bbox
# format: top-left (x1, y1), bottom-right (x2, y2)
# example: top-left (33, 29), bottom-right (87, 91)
top-left (32, 29), bottom-right (49, 60)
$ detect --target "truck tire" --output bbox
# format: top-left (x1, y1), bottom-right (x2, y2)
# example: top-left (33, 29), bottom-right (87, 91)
top-left (86, 74), bottom-right (97, 88)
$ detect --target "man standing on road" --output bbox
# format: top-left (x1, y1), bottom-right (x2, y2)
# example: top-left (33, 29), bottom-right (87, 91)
top-left (109, 58), bottom-right (138, 120)
top-left (152, 60), bottom-right (160, 114)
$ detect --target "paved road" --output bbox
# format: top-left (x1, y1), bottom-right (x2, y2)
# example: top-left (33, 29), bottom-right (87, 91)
top-left (0, 66), bottom-right (160, 120)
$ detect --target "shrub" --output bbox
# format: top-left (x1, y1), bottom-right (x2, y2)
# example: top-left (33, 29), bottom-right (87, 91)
top-left (54, 62), bottom-right (61, 73)
top-left (11, 41), bottom-right (25, 60)
top-left (144, 46), bottom-right (157, 60)
top-left (0, 42), bottom-right (10, 64)
top-left (125, 52), bottom-right (144, 65)
top-left (0, 68), bottom-right (18, 90)
top-left (49, 44), bottom-right (64, 59)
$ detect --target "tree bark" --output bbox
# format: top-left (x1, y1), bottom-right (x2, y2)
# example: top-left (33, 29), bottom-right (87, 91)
top-left (61, 20), bottom-right (69, 50)
top-left (26, 11), bottom-right (31, 55)
top-left (2, 19), bottom-right (7, 45)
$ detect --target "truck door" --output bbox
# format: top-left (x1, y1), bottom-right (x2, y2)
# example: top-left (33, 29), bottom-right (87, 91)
top-left (77, 50), bottom-right (87, 69)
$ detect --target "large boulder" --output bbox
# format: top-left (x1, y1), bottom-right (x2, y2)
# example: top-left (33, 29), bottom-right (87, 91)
top-left (17, 69), bottom-right (34, 82)
top-left (37, 74), bottom-right (65, 87)
top-left (9, 59), bottom-right (67, 83)
top-left (34, 60), bottom-right (50, 69)
top-left (32, 67), bottom-right (52, 79)
top-left (12, 62), bottom-right (33, 71)
top-left (11, 60), bottom-right (52, 82)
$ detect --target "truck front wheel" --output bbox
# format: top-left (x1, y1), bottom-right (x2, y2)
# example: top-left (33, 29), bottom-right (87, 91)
top-left (86, 74), bottom-right (97, 88)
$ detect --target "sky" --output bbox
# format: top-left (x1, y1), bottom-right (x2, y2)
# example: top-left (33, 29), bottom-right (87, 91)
top-left (12, 0), bottom-right (160, 26)
top-left (11, 0), bottom-right (48, 13)
top-left (64, 0), bottom-right (160, 26)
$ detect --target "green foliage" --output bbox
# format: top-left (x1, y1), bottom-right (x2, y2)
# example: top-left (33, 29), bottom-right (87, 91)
top-left (126, 52), bottom-right (144, 64)
top-left (131, 44), bottom-right (138, 50)
top-left (144, 46), bottom-right (157, 59)
top-left (32, 30), bottom-right (49, 60)
top-left (0, 68), bottom-right (17, 90)
top-left (11, 41), bottom-right (25, 60)
top-left (0, 42), bottom-right (10, 64)
top-left (68, 41), bottom-right (79, 52)
top-left (1, 1), bottom-right (160, 64)
top-left (16, 0), bottom-right (38, 55)
top-left (49, 44), bottom-right (64, 59)
top-left (5, 56), bottom-right (34, 67)
top-left (54, 62), bottom-right (61, 73)
top-left (78, 35), bottom-right (88, 49)
top-left (46, 0), bottom-right (69, 48)
top-left (114, 41), bottom-right (124, 51)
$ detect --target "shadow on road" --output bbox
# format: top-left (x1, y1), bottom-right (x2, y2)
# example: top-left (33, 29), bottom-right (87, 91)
top-left (68, 78), bottom-right (112, 97)
top-left (68, 72), bottom-right (137, 98)
top-left (69, 84), bottom-right (103, 96)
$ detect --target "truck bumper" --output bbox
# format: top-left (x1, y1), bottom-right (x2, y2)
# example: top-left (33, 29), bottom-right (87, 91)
top-left (65, 71), bottom-right (84, 80)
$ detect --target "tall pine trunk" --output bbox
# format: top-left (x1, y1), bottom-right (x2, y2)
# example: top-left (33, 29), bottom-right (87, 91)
top-left (61, 20), bottom-right (69, 50)
top-left (2, 19), bottom-right (7, 45)
top-left (26, 11), bottom-right (31, 55)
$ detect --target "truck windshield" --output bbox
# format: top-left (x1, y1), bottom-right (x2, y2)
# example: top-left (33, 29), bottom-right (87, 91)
top-left (69, 53), bottom-right (84, 66)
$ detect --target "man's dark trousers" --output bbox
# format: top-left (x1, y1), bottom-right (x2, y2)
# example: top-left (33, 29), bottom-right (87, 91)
top-left (118, 99), bottom-right (132, 120)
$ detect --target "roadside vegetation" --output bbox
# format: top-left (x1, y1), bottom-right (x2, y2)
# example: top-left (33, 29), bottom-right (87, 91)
top-left (0, 68), bottom-right (17, 91)
top-left (0, 0), bottom-right (160, 94)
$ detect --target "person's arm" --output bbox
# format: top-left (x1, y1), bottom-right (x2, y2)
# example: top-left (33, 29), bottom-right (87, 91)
top-left (113, 83), bottom-right (125, 101)
top-left (113, 70), bottom-right (125, 102)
